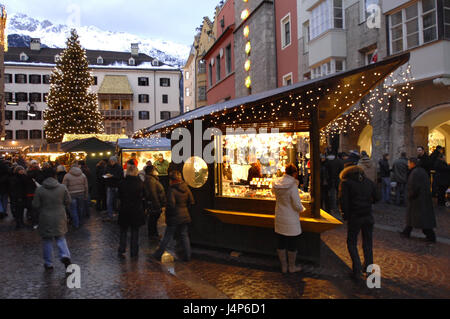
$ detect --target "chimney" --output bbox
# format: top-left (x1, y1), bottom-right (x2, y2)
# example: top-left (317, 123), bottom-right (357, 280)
top-left (30, 38), bottom-right (41, 51)
top-left (131, 43), bottom-right (139, 56)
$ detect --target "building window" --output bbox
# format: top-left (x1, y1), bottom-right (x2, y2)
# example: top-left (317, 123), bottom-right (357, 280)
top-left (129, 57), bottom-right (135, 66)
top-left (445, 0), bottom-right (450, 38)
top-left (15, 74), bottom-right (27, 84)
top-left (20, 53), bottom-right (28, 62)
top-left (5, 92), bottom-right (13, 103)
top-left (29, 74), bottom-right (42, 84)
top-left (185, 87), bottom-right (190, 97)
top-left (198, 60), bottom-right (206, 74)
top-left (138, 77), bottom-right (149, 86)
top-left (29, 93), bottom-right (42, 103)
top-left (281, 14), bottom-right (291, 49)
top-left (310, 0), bottom-right (344, 40)
top-left (15, 93), bottom-right (28, 102)
top-left (30, 130), bottom-right (42, 139)
top-left (208, 63), bottom-right (213, 86)
top-left (185, 71), bottom-right (190, 80)
top-left (5, 111), bottom-right (13, 120)
top-left (16, 111), bottom-right (28, 121)
top-left (216, 55), bottom-right (221, 82)
top-left (5, 130), bottom-right (13, 140)
top-left (106, 122), bottom-right (123, 135)
top-left (360, 0), bottom-right (380, 22)
top-left (162, 95), bottom-right (169, 104)
top-left (225, 44), bottom-right (232, 75)
top-left (30, 111), bottom-right (42, 121)
top-left (198, 86), bottom-right (207, 101)
top-left (43, 75), bottom-right (51, 84)
top-left (97, 56), bottom-right (103, 64)
top-left (160, 111), bottom-right (171, 120)
top-left (282, 73), bottom-right (293, 86)
top-left (311, 59), bottom-right (345, 79)
top-left (160, 78), bottom-right (171, 87)
top-left (138, 111), bottom-right (150, 120)
top-left (389, 0), bottom-right (438, 55)
top-left (93, 76), bottom-right (98, 86)
top-left (138, 94), bottom-right (150, 103)
top-left (16, 130), bottom-right (28, 140)
top-left (5, 74), bottom-right (12, 84)
top-left (303, 22), bottom-right (310, 53)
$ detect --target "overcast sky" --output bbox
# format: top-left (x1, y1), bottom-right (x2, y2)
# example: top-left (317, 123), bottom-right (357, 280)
top-left (2, 0), bottom-right (219, 45)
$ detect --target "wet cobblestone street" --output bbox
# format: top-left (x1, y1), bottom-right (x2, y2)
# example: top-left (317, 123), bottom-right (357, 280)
top-left (0, 205), bottom-right (449, 299)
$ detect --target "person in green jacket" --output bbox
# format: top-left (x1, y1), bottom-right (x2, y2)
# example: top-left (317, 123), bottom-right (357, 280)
top-left (154, 154), bottom-right (169, 176)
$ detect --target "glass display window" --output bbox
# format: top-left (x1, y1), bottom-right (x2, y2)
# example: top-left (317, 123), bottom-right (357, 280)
top-left (215, 131), bottom-right (312, 202)
top-left (122, 150), bottom-right (171, 171)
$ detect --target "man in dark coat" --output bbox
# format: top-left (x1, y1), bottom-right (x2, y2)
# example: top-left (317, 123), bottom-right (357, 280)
top-left (434, 154), bottom-right (450, 207)
top-left (117, 165), bottom-right (146, 258)
top-left (392, 152), bottom-right (409, 206)
top-left (104, 156), bottom-right (124, 221)
top-left (400, 158), bottom-right (437, 243)
top-left (26, 161), bottom-right (45, 228)
top-left (8, 166), bottom-right (28, 229)
top-left (417, 146), bottom-right (432, 177)
top-left (379, 154), bottom-right (391, 203)
top-left (326, 154), bottom-right (344, 214)
top-left (143, 165), bottom-right (167, 240)
top-left (339, 165), bottom-right (379, 281)
top-left (153, 170), bottom-right (195, 262)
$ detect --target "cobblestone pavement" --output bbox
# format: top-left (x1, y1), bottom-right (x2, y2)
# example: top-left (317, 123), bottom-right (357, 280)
top-left (0, 205), bottom-right (449, 299)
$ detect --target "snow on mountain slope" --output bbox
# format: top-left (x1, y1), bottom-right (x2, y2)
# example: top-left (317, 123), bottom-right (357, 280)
top-left (7, 13), bottom-right (190, 67)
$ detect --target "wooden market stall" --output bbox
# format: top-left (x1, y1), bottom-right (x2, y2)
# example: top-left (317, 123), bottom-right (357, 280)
top-left (134, 53), bottom-right (410, 263)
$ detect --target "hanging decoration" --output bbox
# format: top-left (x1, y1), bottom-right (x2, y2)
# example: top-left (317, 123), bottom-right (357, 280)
top-left (241, 0), bottom-right (251, 90)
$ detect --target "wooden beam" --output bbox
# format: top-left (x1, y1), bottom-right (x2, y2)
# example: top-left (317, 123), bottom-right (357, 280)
top-left (310, 106), bottom-right (321, 218)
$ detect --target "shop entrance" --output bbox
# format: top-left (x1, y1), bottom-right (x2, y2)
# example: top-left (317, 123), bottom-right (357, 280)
top-left (413, 104), bottom-right (450, 160)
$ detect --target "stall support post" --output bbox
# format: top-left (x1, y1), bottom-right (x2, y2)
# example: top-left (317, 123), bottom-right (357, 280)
top-left (310, 107), bottom-right (321, 219)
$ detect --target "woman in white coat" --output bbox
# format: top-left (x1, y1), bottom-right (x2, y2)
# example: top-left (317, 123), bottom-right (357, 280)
top-left (272, 164), bottom-right (305, 273)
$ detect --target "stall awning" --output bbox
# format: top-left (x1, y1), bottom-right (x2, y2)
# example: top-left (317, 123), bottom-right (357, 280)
top-left (135, 53), bottom-right (410, 138)
top-left (98, 75), bottom-right (133, 95)
top-left (117, 138), bottom-right (171, 151)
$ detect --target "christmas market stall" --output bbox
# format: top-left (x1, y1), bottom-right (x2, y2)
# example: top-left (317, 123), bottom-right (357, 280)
top-left (135, 53), bottom-right (410, 263)
top-left (117, 137), bottom-right (172, 171)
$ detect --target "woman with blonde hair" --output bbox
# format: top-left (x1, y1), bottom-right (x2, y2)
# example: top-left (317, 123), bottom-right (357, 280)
top-left (117, 164), bottom-right (146, 258)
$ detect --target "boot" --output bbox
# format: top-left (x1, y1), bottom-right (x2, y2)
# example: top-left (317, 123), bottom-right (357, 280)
top-left (277, 249), bottom-right (288, 273)
top-left (287, 251), bottom-right (302, 273)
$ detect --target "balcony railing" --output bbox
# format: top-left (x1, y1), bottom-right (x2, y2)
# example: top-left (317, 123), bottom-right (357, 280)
top-left (100, 109), bottom-right (133, 119)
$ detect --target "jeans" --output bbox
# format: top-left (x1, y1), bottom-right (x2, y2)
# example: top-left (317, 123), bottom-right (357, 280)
top-left (395, 182), bottom-right (406, 206)
top-left (381, 177), bottom-right (391, 203)
top-left (69, 195), bottom-right (85, 228)
top-left (106, 187), bottom-right (119, 218)
top-left (42, 236), bottom-right (71, 267)
top-left (119, 225), bottom-right (140, 257)
top-left (0, 193), bottom-right (8, 214)
top-left (148, 209), bottom-right (162, 237)
top-left (347, 215), bottom-right (374, 275)
top-left (154, 223), bottom-right (191, 261)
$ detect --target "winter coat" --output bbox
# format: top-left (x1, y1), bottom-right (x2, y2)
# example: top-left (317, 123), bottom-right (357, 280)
top-left (326, 155), bottom-right (344, 188)
top-left (272, 174), bottom-right (305, 236)
top-left (117, 176), bottom-right (146, 228)
top-left (57, 172), bottom-right (66, 184)
top-left (25, 168), bottom-right (45, 195)
top-left (358, 156), bottom-right (377, 183)
top-left (165, 181), bottom-right (195, 226)
top-left (62, 167), bottom-right (88, 198)
top-left (105, 163), bottom-right (124, 188)
top-left (392, 157), bottom-right (409, 184)
top-left (33, 178), bottom-right (71, 238)
top-left (320, 160), bottom-right (329, 187)
top-left (338, 166), bottom-right (379, 222)
top-left (8, 173), bottom-right (28, 202)
top-left (379, 159), bottom-right (391, 178)
top-left (418, 154), bottom-right (432, 176)
top-left (406, 166), bottom-right (436, 229)
top-left (433, 160), bottom-right (450, 187)
top-left (143, 173), bottom-right (167, 212)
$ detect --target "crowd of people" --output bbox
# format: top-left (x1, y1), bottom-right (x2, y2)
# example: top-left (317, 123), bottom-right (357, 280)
top-left (0, 154), bottom-right (195, 270)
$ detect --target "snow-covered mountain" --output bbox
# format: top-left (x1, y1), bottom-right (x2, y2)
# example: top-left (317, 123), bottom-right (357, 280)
top-left (6, 13), bottom-right (190, 67)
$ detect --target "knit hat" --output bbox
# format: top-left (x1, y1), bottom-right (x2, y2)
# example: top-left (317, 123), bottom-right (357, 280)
top-left (109, 156), bottom-right (118, 163)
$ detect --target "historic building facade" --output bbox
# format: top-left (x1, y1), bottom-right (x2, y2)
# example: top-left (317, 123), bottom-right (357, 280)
top-left (2, 40), bottom-right (181, 149)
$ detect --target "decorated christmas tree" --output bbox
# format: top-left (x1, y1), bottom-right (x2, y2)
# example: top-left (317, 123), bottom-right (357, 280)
top-left (44, 29), bottom-right (104, 143)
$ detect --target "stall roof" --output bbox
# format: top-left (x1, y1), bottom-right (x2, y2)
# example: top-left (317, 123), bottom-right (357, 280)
top-left (33, 137), bottom-right (116, 153)
top-left (117, 138), bottom-right (171, 151)
top-left (135, 53), bottom-right (410, 138)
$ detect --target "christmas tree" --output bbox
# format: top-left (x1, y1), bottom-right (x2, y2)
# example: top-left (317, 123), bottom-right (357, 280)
top-left (44, 29), bottom-right (104, 143)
